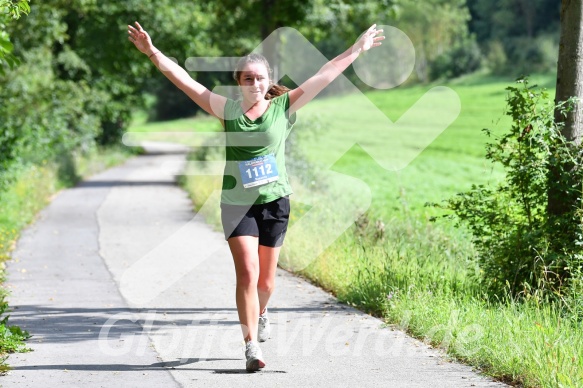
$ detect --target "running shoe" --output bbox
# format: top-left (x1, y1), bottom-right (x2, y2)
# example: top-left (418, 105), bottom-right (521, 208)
top-left (245, 340), bottom-right (266, 372)
top-left (258, 308), bottom-right (271, 342)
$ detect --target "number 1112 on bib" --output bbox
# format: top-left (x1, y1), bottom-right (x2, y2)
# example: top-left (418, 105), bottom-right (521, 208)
top-left (238, 154), bottom-right (279, 188)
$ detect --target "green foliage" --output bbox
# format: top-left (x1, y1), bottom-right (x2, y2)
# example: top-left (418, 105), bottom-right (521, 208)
top-left (0, 46), bottom-right (102, 189)
top-left (0, 0), bottom-right (30, 18)
top-left (0, 294), bottom-right (31, 373)
top-left (133, 2), bottom-right (220, 122)
top-left (467, 0), bottom-right (560, 76)
top-left (483, 39), bottom-right (506, 74)
top-left (295, 0), bottom-right (481, 84)
top-left (393, 0), bottom-right (479, 82)
top-left (468, 0), bottom-right (559, 43)
top-left (432, 78), bottom-right (582, 300)
top-left (0, 0), bottom-right (29, 74)
top-left (430, 35), bottom-right (482, 80)
top-left (0, 0), bottom-right (219, 174)
top-left (0, 0), bottom-right (561, 166)
top-left (0, 295), bottom-right (30, 352)
top-left (152, 81), bottom-right (200, 121)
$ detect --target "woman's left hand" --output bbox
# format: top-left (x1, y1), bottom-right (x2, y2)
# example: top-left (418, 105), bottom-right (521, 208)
top-left (356, 24), bottom-right (385, 53)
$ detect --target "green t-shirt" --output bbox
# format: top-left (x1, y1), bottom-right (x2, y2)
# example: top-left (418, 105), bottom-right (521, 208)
top-left (221, 92), bottom-right (296, 205)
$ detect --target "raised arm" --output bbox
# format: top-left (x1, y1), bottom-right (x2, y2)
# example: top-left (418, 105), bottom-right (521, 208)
top-left (288, 24), bottom-right (384, 115)
top-left (128, 22), bottom-right (227, 120)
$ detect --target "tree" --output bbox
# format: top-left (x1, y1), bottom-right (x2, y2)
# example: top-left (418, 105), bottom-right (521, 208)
top-left (0, 0), bottom-right (29, 174)
top-left (467, 0), bottom-right (561, 74)
top-left (209, 0), bottom-right (315, 81)
top-left (543, 0), bottom-right (583, 298)
top-left (395, 0), bottom-right (478, 81)
top-left (548, 0), bottom-right (583, 217)
top-left (554, 0), bottom-right (583, 145)
top-left (4, 0), bottom-right (217, 142)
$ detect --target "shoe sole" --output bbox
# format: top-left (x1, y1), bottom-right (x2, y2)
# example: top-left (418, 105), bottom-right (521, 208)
top-left (246, 358), bottom-right (266, 372)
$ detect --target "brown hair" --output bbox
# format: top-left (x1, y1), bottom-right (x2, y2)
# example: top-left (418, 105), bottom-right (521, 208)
top-left (233, 53), bottom-right (290, 100)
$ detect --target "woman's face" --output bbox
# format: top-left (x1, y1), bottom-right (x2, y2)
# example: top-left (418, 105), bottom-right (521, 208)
top-left (238, 62), bottom-right (270, 105)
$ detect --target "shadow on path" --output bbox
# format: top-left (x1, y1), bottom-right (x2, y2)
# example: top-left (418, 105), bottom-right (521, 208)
top-left (10, 303), bottom-right (353, 345)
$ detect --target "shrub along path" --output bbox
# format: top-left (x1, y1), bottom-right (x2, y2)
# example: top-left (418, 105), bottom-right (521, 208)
top-left (2, 142), bottom-right (506, 387)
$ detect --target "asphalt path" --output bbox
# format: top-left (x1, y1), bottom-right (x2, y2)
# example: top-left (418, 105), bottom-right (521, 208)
top-left (2, 142), bottom-right (507, 387)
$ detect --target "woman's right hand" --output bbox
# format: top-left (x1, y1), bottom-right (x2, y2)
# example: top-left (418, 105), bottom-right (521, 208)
top-left (128, 21), bottom-right (155, 55)
top-left (126, 20), bottom-right (227, 120)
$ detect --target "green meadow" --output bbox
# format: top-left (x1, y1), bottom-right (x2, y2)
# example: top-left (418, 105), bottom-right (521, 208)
top-left (295, 72), bottom-right (558, 219)
top-left (128, 72), bottom-right (582, 388)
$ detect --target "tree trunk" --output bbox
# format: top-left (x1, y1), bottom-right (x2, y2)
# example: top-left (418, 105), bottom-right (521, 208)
top-left (548, 0), bottom-right (583, 217)
top-left (555, 0), bottom-right (583, 143)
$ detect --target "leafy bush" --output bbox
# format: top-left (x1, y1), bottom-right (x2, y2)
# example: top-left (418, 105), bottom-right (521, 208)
top-left (484, 39), bottom-right (507, 75)
top-left (431, 78), bottom-right (582, 302)
top-left (489, 33), bottom-right (559, 76)
top-left (0, 47), bottom-right (101, 188)
top-left (430, 36), bottom-right (482, 80)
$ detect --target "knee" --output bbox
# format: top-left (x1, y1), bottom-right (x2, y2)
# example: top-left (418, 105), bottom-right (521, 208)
top-left (257, 279), bottom-right (275, 294)
top-left (236, 265), bottom-right (259, 288)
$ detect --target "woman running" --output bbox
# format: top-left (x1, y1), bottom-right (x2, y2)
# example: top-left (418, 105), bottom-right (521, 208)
top-left (128, 21), bottom-right (384, 372)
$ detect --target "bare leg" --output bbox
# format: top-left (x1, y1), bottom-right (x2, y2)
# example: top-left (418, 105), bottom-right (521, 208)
top-left (258, 245), bottom-right (282, 315)
top-left (228, 236), bottom-right (260, 342)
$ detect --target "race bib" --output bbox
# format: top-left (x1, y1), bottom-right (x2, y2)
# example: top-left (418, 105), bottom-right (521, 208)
top-left (238, 154), bottom-right (279, 188)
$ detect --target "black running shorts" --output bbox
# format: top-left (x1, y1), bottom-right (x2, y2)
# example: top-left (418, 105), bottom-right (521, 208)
top-left (220, 196), bottom-right (290, 247)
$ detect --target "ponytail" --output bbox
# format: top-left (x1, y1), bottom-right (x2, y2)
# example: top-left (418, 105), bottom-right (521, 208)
top-left (265, 84), bottom-right (290, 100)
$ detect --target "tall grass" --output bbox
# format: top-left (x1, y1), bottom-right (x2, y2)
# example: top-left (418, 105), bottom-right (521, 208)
top-left (325, 215), bottom-right (582, 387)
top-left (386, 288), bottom-right (582, 387)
